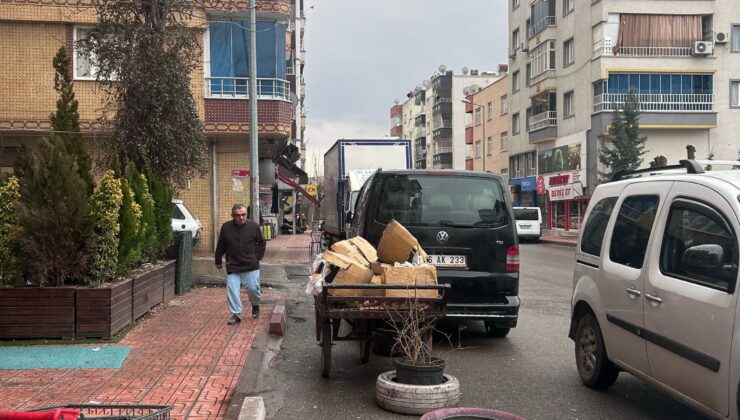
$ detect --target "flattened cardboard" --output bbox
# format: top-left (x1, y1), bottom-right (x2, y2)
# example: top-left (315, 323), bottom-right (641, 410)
top-left (323, 251), bottom-right (374, 297)
top-left (348, 236), bottom-right (379, 263)
top-left (381, 264), bottom-right (438, 299)
top-left (365, 274), bottom-right (385, 297)
top-left (370, 261), bottom-right (383, 275)
top-left (377, 220), bottom-right (425, 264)
top-left (330, 240), bottom-right (370, 266)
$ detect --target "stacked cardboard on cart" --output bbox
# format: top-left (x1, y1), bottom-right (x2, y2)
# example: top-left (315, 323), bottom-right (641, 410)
top-left (322, 220), bottom-right (438, 299)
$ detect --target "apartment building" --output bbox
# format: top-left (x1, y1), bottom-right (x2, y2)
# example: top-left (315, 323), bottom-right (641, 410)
top-left (0, 0), bottom-right (308, 252)
top-left (464, 73), bottom-right (510, 176)
top-left (392, 67), bottom-right (505, 169)
top-left (508, 0), bottom-right (740, 232)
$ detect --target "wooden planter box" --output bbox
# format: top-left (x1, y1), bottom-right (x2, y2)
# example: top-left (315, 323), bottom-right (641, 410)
top-left (0, 288), bottom-right (76, 339)
top-left (76, 279), bottom-right (133, 339)
top-left (0, 261), bottom-right (177, 340)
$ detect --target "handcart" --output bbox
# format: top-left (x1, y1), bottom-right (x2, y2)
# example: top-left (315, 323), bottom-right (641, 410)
top-left (314, 283), bottom-right (449, 377)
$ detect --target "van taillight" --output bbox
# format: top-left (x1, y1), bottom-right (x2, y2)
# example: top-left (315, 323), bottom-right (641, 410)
top-left (506, 246), bottom-right (520, 272)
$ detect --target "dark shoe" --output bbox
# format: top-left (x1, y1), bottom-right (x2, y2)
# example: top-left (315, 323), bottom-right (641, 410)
top-left (252, 306), bottom-right (260, 318)
top-left (227, 315), bottom-right (241, 325)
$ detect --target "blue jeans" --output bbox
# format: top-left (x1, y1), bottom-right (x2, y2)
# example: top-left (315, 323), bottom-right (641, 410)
top-left (227, 270), bottom-right (261, 319)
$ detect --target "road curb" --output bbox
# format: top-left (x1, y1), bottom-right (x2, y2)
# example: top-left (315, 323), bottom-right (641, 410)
top-left (238, 396), bottom-right (265, 420)
top-left (269, 303), bottom-right (287, 336)
top-left (540, 238), bottom-right (577, 247)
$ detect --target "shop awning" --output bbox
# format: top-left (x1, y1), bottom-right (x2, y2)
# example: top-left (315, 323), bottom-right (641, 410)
top-left (277, 172), bottom-right (320, 206)
top-left (276, 155), bottom-right (308, 184)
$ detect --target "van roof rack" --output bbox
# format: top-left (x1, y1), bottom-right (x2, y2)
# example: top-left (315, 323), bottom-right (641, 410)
top-left (611, 159), bottom-right (705, 182)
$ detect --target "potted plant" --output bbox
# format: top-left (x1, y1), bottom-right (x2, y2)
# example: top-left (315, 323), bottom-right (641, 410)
top-left (376, 297), bottom-right (460, 415)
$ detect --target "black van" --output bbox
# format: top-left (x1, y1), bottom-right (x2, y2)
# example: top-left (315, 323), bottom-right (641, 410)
top-left (348, 170), bottom-right (520, 337)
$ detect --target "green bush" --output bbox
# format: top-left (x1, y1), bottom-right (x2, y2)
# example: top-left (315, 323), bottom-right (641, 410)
top-left (117, 176), bottom-right (142, 273)
top-left (0, 176), bottom-right (22, 285)
top-left (126, 164), bottom-right (157, 262)
top-left (147, 172), bottom-right (173, 255)
top-left (88, 170), bottom-right (123, 284)
top-left (16, 137), bottom-right (93, 286)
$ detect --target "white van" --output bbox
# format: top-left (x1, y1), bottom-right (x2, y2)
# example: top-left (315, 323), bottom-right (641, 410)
top-left (513, 207), bottom-right (542, 241)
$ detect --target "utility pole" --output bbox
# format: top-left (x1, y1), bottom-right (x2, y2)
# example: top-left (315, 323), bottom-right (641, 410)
top-left (248, 0), bottom-right (260, 222)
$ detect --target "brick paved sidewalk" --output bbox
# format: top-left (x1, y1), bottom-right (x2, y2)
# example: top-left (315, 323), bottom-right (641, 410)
top-left (262, 232), bottom-right (312, 265)
top-left (0, 288), bottom-right (281, 419)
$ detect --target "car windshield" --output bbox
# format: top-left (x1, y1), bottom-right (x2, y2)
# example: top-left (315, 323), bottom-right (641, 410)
top-left (171, 203), bottom-right (186, 220)
top-left (375, 175), bottom-right (508, 227)
top-left (513, 208), bottom-right (539, 221)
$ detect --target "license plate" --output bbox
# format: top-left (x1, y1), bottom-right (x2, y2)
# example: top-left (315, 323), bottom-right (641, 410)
top-left (520, 224), bottom-right (531, 228)
top-left (427, 255), bottom-right (467, 268)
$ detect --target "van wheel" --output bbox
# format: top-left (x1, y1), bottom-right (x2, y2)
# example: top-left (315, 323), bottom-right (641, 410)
top-left (575, 313), bottom-right (618, 389)
top-left (484, 321), bottom-right (510, 338)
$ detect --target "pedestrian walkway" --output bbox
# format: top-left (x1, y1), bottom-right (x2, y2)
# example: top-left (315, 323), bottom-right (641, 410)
top-left (0, 287), bottom-right (280, 419)
top-left (540, 229), bottom-right (578, 247)
top-left (262, 232), bottom-right (312, 265)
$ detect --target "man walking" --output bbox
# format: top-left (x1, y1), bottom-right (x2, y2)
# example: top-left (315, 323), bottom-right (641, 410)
top-left (216, 204), bottom-right (266, 325)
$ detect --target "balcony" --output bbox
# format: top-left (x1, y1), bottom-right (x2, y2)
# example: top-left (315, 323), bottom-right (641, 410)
top-left (415, 127), bottom-right (427, 138)
top-left (593, 93), bottom-right (714, 113)
top-left (433, 152), bottom-right (453, 168)
top-left (415, 115), bottom-right (426, 127)
top-left (205, 77), bottom-right (291, 101)
top-left (529, 70), bottom-right (556, 88)
top-left (390, 126), bottom-right (402, 137)
top-left (433, 128), bottom-right (452, 140)
top-left (528, 16), bottom-right (555, 39)
top-left (528, 111), bottom-right (557, 143)
top-left (465, 126), bottom-right (474, 145)
top-left (466, 158), bottom-right (474, 171)
top-left (600, 45), bottom-right (695, 58)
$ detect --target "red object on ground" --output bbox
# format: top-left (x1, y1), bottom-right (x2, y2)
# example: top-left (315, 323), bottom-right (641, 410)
top-left (0, 409), bottom-right (81, 420)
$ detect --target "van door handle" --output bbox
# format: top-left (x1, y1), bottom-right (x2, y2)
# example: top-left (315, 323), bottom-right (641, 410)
top-left (626, 287), bottom-right (641, 298)
top-left (645, 293), bottom-right (663, 304)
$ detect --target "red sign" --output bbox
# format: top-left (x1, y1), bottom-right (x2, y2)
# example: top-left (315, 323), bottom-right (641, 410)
top-left (232, 170), bottom-right (250, 177)
top-left (536, 176), bottom-right (546, 194)
top-left (548, 174), bottom-right (570, 186)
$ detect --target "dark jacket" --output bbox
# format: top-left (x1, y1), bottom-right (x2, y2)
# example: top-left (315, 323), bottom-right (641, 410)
top-left (215, 219), bottom-right (266, 274)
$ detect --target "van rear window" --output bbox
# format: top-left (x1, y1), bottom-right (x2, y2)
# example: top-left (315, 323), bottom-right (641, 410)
top-left (513, 209), bottom-right (539, 221)
top-left (375, 175), bottom-right (508, 227)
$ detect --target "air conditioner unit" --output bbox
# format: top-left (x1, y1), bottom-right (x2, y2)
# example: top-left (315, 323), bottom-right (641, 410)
top-left (715, 32), bottom-right (729, 44)
top-left (691, 41), bottom-right (714, 56)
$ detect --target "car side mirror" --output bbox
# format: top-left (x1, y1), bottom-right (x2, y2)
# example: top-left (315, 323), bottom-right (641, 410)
top-left (682, 244), bottom-right (724, 272)
top-left (345, 211), bottom-right (354, 223)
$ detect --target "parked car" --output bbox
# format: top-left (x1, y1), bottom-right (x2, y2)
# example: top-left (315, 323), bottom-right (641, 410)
top-left (512, 207), bottom-right (542, 241)
top-left (569, 160), bottom-right (740, 419)
top-left (349, 169), bottom-right (520, 337)
top-left (171, 199), bottom-right (202, 244)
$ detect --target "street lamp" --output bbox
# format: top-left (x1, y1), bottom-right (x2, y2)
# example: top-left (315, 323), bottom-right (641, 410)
top-left (461, 98), bottom-right (486, 171)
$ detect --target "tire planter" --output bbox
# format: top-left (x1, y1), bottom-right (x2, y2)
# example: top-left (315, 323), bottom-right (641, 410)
top-left (393, 356), bottom-right (446, 385)
top-left (376, 370), bottom-right (460, 415)
top-left (420, 407), bottom-right (525, 420)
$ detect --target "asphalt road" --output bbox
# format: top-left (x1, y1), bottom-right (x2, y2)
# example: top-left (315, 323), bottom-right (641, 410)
top-left (252, 243), bottom-right (708, 420)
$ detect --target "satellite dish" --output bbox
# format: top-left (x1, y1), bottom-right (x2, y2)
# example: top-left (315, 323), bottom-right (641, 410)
top-left (423, 80), bottom-right (431, 88)
top-left (417, 84), bottom-right (423, 92)
top-left (463, 87), bottom-right (470, 96)
top-left (439, 64), bottom-right (447, 74)
top-left (462, 67), bottom-right (469, 75)
top-left (394, 98), bottom-right (400, 105)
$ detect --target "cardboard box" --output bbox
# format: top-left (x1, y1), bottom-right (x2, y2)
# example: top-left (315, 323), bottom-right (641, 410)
top-left (370, 261), bottom-right (383, 275)
top-left (348, 236), bottom-right (379, 263)
top-left (365, 274), bottom-right (385, 297)
top-left (322, 251), bottom-right (375, 297)
top-left (377, 220), bottom-right (428, 264)
top-left (330, 236), bottom-right (379, 267)
top-left (381, 264), bottom-right (438, 299)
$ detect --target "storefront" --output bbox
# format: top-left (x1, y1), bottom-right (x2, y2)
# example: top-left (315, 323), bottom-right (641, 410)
top-left (508, 176), bottom-right (538, 207)
top-left (537, 170), bottom-right (589, 231)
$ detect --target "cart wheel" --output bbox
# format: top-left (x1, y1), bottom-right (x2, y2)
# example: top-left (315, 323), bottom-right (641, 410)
top-left (360, 320), bottom-right (372, 364)
top-left (321, 319), bottom-right (332, 377)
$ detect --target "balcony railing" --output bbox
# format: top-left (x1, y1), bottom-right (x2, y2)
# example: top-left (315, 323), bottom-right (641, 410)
top-left (528, 111), bottom-right (557, 132)
top-left (593, 93), bottom-right (714, 113)
top-left (435, 147), bottom-right (453, 155)
top-left (528, 16), bottom-right (556, 39)
top-left (601, 45), bottom-right (694, 57)
top-left (205, 77), bottom-right (291, 101)
top-left (529, 69), bottom-right (556, 87)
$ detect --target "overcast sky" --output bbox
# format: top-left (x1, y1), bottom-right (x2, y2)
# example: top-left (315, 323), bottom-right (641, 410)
top-left (302, 0), bottom-right (509, 175)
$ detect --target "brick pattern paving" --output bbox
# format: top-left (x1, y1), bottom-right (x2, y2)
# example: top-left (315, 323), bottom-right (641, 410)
top-left (0, 288), bottom-right (278, 419)
top-left (263, 232), bottom-right (312, 265)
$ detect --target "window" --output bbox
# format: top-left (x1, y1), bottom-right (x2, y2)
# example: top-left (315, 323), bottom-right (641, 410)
top-left (512, 71), bottom-right (520, 93)
top-left (501, 95), bottom-right (509, 115)
top-left (609, 195), bottom-right (660, 268)
top-left (512, 29), bottom-right (520, 51)
top-left (730, 24), bottom-right (739, 52)
top-left (564, 91), bottom-right (574, 118)
top-left (731, 80), bottom-right (740, 108)
top-left (487, 136), bottom-right (493, 155)
top-left (529, 40), bottom-right (556, 79)
top-left (501, 132), bottom-right (509, 150)
top-left (563, 0), bottom-right (574, 15)
top-left (1, 147), bottom-right (18, 168)
top-left (525, 107), bottom-right (532, 132)
top-left (563, 38), bottom-right (575, 67)
top-left (171, 204), bottom-right (186, 220)
top-left (581, 197), bottom-right (617, 256)
top-left (74, 27), bottom-right (97, 80)
top-left (475, 140), bottom-right (482, 158)
top-left (512, 113), bottom-right (520, 135)
top-left (475, 108), bottom-right (482, 125)
top-left (660, 201), bottom-right (738, 292)
top-left (487, 101), bottom-right (493, 120)
top-left (606, 73), bottom-right (713, 95)
top-left (513, 0), bottom-right (520, 9)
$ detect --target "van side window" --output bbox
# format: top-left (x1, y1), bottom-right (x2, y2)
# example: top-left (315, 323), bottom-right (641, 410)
top-left (609, 195), bottom-right (660, 269)
top-left (580, 197), bottom-right (617, 256)
top-left (660, 201), bottom-right (738, 293)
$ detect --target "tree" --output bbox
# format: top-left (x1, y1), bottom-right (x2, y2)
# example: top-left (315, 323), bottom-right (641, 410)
top-left (16, 137), bottom-right (92, 286)
top-left (0, 176), bottom-right (22, 285)
top-left (599, 90), bottom-right (648, 182)
top-left (147, 171), bottom-right (173, 255)
top-left (88, 170), bottom-right (123, 284)
top-left (50, 46), bottom-right (94, 194)
top-left (118, 176), bottom-right (143, 273)
top-left (77, 0), bottom-right (208, 188)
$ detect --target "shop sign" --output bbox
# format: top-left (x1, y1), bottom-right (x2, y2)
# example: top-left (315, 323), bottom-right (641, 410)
top-left (548, 174), bottom-right (570, 186)
top-left (549, 184), bottom-right (583, 201)
top-left (536, 176), bottom-right (546, 194)
top-left (305, 183), bottom-right (318, 196)
top-left (508, 176), bottom-right (537, 191)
